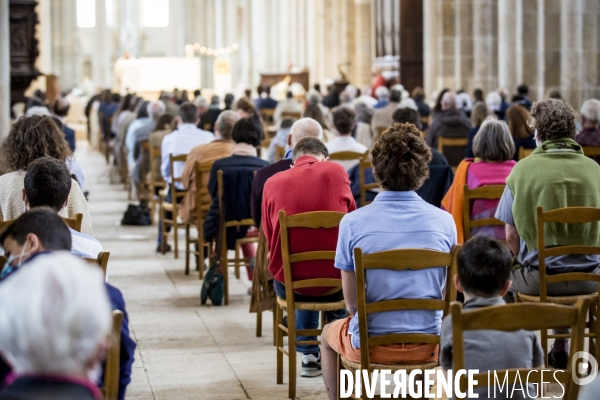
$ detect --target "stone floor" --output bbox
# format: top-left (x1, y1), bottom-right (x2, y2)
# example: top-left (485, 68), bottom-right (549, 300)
top-left (78, 143), bottom-right (327, 400)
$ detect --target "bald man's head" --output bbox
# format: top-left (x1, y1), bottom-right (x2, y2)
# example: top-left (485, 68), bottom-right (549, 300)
top-left (289, 118), bottom-right (323, 148)
top-left (441, 91), bottom-right (457, 110)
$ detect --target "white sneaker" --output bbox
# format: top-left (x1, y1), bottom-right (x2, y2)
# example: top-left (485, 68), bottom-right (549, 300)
top-left (301, 353), bottom-right (322, 377)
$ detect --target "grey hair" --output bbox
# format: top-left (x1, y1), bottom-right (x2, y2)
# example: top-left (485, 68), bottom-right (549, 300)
top-left (290, 117), bottom-right (323, 146)
top-left (581, 99), bottom-right (600, 124)
top-left (147, 100), bottom-right (166, 121)
top-left (211, 95), bottom-right (220, 105)
top-left (441, 91), bottom-right (457, 110)
top-left (306, 90), bottom-right (322, 105)
top-left (0, 252), bottom-right (112, 376)
top-left (215, 110), bottom-right (240, 140)
top-left (291, 136), bottom-right (328, 163)
top-left (375, 86), bottom-right (390, 99)
top-left (473, 118), bottom-right (515, 162)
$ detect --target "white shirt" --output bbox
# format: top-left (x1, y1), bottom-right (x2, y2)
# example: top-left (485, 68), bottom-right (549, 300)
top-left (161, 124), bottom-right (215, 189)
top-left (70, 228), bottom-right (103, 259)
top-left (326, 136), bottom-right (368, 171)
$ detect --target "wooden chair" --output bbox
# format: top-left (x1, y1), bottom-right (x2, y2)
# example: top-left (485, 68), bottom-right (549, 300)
top-left (280, 111), bottom-right (301, 121)
top-left (450, 299), bottom-right (589, 400)
top-left (462, 184), bottom-right (506, 241)
top-left (328, 151), bottom-right (368, 162)
top-left (0, 215), bottom-right (83, 233)
top-left (337, 246), bottom-right (460, 399)
top-left (148, 144), bottom-right (165, 225)
top-left (185, 161), bottom-right (214, 279)
top-left (62, 213), bottom-right (83, 232)
top-left (101, 310), bottom-right (123, 400)
top-left (516, 206), bottom-right (600, 366)
top-left (274, 144), bottom-right (286, 162)
top-left (437, 137), bottom-right (468, 154)
top-left (358, 157), bottom-right (378, 207)
top-left (160, 154), bottom-right (188, 258)
top-left (202, 122), bottom-right (212, 132)
top-left (217, 170), bottom-right (259, 305)
top-left (261, 108), bottom-right (275, 124)
top-left (518, 146), bottom-right (534, 160)
top-left (119, 145), bottom-right (130, 191)
top-left (376, 126), bottom-right (387, 139)
top-left (138, 140), bottom-right (151, 201)
top-left (582, 146), bottom-right (600, 158)
top-left (83, 251), bottom-right (110, 280)
top-left (0, 255), bottom-right (5, 269)
top-left (276, 210), bottom-right (346, 399)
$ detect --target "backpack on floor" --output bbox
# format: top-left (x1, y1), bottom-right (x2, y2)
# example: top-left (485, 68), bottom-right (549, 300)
top-left (200, 261), bottom-right (224, 306)
top-left (121, 201), bottom-right (151, 226)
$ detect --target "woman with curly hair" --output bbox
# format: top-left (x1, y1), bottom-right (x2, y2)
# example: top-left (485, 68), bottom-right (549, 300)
top-left (0, 115), bottom-right (93, 235)
top-left (320, 123), bottom-right (457, 399)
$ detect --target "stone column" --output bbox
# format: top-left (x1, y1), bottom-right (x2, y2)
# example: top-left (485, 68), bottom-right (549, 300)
top-left (582, 0), bottom-right (600, 100)
top-left (0, 0), bottom-right (10, 138)
top-left (472, 0), bottom-right (497, 93)
top-left (93, 0), bottom-right (112, 88)
top-left (498, 0), bottom-right (518, 91)
top-left (424, 0), bottom-right (441, 98)
top-left (354, 0), bottom-right (371, 88)
top-left (168, 0), bottom-right (185, 57)
top-left (560, 0), bottom-right (584, 108)
top-left (51, 0), bottom-right (82, 90)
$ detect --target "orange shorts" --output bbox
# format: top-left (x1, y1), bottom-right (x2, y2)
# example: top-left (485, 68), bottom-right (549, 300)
top-left (326, 317), bottom-right (439, 364)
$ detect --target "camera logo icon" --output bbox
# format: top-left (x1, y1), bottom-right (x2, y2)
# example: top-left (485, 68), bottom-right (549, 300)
top-left (573, 351), bottom-right (598, 385)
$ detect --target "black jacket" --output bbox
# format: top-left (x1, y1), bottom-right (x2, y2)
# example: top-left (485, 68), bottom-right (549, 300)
top-left (0, 376), bottom-right (98, 400)
top-left (203, 155), bottom-right (268, 248)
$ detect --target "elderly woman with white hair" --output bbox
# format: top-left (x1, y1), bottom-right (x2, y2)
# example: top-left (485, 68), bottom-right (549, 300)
top-left (442, 119), bottom-right (516, 243)
top-left (0, 252), bottom-right (112, 400)
top-left (575, 98), bottom-right (600, 152)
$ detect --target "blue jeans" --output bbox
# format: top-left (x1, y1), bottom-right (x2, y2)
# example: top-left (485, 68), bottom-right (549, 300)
top-left (274, 281), bottom-right (346, 355)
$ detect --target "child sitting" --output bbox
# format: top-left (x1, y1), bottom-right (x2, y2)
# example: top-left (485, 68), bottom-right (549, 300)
top-left (440, 235), bottom-right (544, 400)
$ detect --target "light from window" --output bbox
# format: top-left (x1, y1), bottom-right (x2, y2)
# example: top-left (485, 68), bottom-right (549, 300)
top-left (77, 0), bottom-right (96, 28)
top-left (142, 0), bottom-right (169, 27)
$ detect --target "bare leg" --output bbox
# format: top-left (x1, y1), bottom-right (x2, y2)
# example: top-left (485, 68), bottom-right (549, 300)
top-left (320, 324), bottom-right (338, 400)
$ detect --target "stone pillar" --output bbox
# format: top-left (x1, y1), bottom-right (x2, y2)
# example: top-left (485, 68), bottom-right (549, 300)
top-left (498, 0), bottom-right (518, 91)
top-left (354, 0), bottom-right (371, 88)
top-left (582, 0), bottom-right (600, 101)
top-left (438, 0), bottom-right (456, 90)
top-left (51, 0), bottom-right (82, 90)
top-left (424, 0), bottom-right (441, 99)
top-left (560, 0), bottom-right (584, 108)
top-left (93, 0), bottom-right (112, 88)
top-left (472, 0), bottom-right (497, 93)
top-left (168, 0), bottom-right (185, 57)
top-left (0, 0), bottom-right (10, 138)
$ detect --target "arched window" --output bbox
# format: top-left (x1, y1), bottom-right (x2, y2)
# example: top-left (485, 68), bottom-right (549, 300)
top-left (142, 0), bottom-right (170, 27)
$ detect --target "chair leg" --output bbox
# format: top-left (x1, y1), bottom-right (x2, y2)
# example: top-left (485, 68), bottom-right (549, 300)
top-left (592, 300), bottom-right (600, 363)
top-left (541, 328), bottom-right (549, 367)
top-left (273, 306), bottom-right (277, 346)
top-left (160, 214), bottom-right (167, 255)
top-left (234, 242), bottom-right (241, 279)
top-left (222, 248), bottom-right (229, 306)
top-left (276, 305), bottom-right (284, 384)
top-left (256, 311), bottom-right (262, 337)
top-left (173, 219), bottom-right (179, 259)
top-left (288, 307), bottom-right (297, 399)
top-left (336, 353), bottom-right (342, 400)
top-left (184, 224), bottom-right (190, 275)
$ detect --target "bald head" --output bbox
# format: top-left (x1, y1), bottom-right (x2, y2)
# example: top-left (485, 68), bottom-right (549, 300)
top-left (441, 91), bottom-right (457, 110)
top-left (289, 118), bottom-right (323, 147)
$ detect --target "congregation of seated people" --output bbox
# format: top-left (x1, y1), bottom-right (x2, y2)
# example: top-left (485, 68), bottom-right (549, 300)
top-left (2, 80), bottom-right (600, 400)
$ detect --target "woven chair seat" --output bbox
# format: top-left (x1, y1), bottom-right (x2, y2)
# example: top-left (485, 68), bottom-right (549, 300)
top-left (277, 296), bottom-right (346, 312)
top-left (518, 292), bottom-right (598, 305)
top-left (340, 356), bottom-right (438, 372)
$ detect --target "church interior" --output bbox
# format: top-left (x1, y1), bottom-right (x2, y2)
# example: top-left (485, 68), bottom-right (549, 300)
top-left (2, 0), bottom-right (600, 399)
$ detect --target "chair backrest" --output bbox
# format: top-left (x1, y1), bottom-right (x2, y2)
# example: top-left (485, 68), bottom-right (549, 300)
top-left (261, 108), bottom-right (275, 123)
top-left (139, 140), bottom-right (151, 189)
top-left (537, 206), bottom-right (600, 301)
top-left (437, 137), bottom-right (468, 153)
top-left (582, 146), bottom-right (600, 157)
top-left (278, 210), bottom-right (345, 302)
top-left (194, 161), bottom-right (214, 221)
top-left (328, 151), bottom-right (368, 161)
top-left (203, 122), bottom-right (212, 131)
top-left (169, 153), bottom-right (188, 205)
top-left (275, 144), bottom-right (286, 162)
top-left (462, 185), bottom-right (506, 241)
top-left (63, 213), bottom-right (83, 232)
top-left (451, 299), bottom-right (589, 399)
top-left (358, 157), bottom-right (378, 207)
top-left (149, 144), bottom-right (164, 186)
top-left (102, 310), bottom-right (123, 400)
top-left (353, 246), bottom-right (460, 371)
top-left (377, 126), bottom-right (387, 139)
top-left (281, 111), bottom-right (301, 120)
top-left (82, 251), bottom-right (110, 280)
top-left (518, 146), bottom-right (534, 160)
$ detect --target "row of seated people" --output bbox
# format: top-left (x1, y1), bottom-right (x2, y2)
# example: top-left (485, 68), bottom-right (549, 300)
top-left (0, 118), bottom-right (136, 399)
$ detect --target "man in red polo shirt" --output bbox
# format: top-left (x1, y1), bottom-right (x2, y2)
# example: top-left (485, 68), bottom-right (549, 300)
top-left (262, 136), bottom-right (356, 378)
